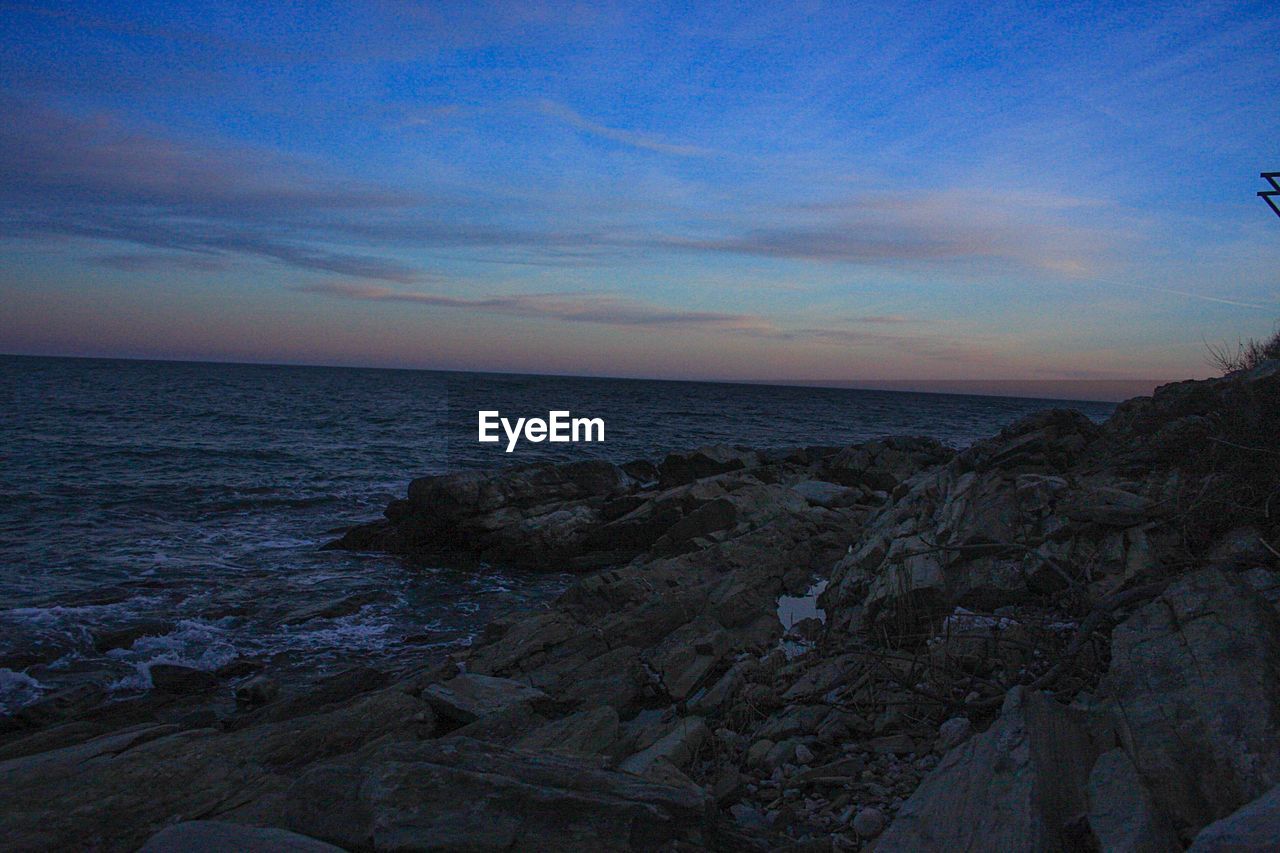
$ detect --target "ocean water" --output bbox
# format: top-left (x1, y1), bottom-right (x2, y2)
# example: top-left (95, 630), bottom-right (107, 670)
top-left (0, 355), bottom-right (1116, 713)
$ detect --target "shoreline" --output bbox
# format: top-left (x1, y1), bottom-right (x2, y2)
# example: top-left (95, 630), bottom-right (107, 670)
top-left (1, 363), bottom-right (1278, 850)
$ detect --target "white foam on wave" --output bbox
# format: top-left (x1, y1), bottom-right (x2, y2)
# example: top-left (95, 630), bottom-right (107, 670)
top-left (0, 668), bottom-right (47, 714)
top-left (106, 618), bottom-right (240, 693)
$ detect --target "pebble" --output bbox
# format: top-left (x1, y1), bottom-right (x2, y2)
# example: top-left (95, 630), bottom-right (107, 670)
top-left (936, 716), bottom-right (972, 752)
top-left (852, 806), bottom-right (885, 839)
top-left (794, 743), bottom-right (814, 764)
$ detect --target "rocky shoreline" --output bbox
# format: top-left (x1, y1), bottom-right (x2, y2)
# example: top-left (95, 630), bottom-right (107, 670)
top-left (2, 363), bottom-right (1279, 850)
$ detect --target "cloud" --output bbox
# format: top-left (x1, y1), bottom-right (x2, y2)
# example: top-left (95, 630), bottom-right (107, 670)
top-left (297, 281), bottom-right (982, 362)
top-left (87, 252), bottom-right (228, 273)
top-left (535, 99), bottom-right (715, 157)
top-left (297, 281), bottom-right (775, 331)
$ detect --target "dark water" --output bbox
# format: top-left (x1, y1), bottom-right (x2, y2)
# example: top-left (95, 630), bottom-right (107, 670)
top-left (0, 355), bottom-right (1115, 713)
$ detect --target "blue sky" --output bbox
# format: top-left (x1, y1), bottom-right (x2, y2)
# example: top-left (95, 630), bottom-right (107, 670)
top-left (2, 0), bottom-right (1279, 393)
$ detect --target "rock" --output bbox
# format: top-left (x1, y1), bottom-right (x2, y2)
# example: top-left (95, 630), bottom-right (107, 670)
top-left (658, 445), bottom-right (759, 487)
top-left (876, 688), bottom-right (1102, 851)
top-left (936, 716), bottom-right (972, 752)
top-left (790, 480), bottom-right (855, 509)
top-left (138, 820), bottom-right (342, 852)
top-left (794, 743), bottom-right (814, 765)
top-left (422, 673), bottom-right (549, 726)
top-left (279, 737), bottom-right (721, 851)
top-left (0, 688), bottom-right (433, 849)
top-left (1207, 525), bottom-right (1274, 568)
top-left (234, 676), bottom-right (279, 707)
top-left (1189, 781), bottom-right (1280, 851)
top-left (515, 706), bottom-right (619, 757)
top-left (1107, 569), bottom-right (1280, 836)
top-left (619, 716), bottom-right (708, 778)
top-left (148, 664), bottom-right (219, 694)
top-left (279, 591), bottom-right (381, 625)
top-left (852, 806), bottom-right (885, 839)
top-left (92, 620), bottom-right (172, 653)
top-left (764, 739), bottom-right (798, 771)
top-left (747, 739), bottom-right (775, 768)
top-left (1087, 748), bottom-right (1179, 852)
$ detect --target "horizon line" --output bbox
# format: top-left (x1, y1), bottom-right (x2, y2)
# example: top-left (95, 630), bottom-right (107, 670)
top-left (0, 349), bottom-right (1173, 404)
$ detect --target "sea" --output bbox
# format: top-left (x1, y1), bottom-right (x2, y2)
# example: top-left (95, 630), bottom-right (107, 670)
top-left (0, 355), bottom-right (1117, 714)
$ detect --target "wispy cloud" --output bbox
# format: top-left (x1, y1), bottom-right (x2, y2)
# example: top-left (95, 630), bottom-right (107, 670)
top-left (88, 252), bottom-right (228, 273)
top-left (297, 281), bottom-right (775, 331)
top-left (535, 99), bottom-right (715, 158)
top-left (297, 281), bottom-right (983, 362)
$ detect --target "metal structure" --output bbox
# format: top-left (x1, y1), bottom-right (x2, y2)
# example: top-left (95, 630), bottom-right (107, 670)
top-left (1261, 172), bottom-right (1280, 219)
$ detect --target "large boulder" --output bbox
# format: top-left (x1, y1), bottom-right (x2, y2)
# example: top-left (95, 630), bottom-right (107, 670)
top-left (138, 821), bottom-right (342, 852)
top-left (277, 737), bottom-right (723, 851)
top-left (0, 688), bottom-right (432, 851)
top-left (1189, 781), bottom-right (1280, 851)
top-left (1107, 568), bottom-right (1280, 840)
top-left (876, 687), bottom-right (1103, 851)
top-left (421, 673), bottom-right (549, 726)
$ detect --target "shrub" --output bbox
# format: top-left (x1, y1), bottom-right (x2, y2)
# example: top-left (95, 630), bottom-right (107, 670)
top-left (1205, 325), bottom-right (1280, 374)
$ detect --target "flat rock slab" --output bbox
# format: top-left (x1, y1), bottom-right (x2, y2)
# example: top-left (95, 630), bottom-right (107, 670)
top-left (139, 821), bottom-right (342, 852)
top-left (279, 736), bottom-right (722, 851)
top-left (422, 672), bottom-right (549, 725)
top-left (877, 687), bottom-right (1102, 850)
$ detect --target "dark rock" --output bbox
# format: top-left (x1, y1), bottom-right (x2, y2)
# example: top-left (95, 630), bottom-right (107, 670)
top-left (422, 673), bottom-right (549, 726)
top-left (138, 820), bottom-right (342, 852)
top-left (1107, 569), bottom-right (1280, 838)
top-left (278, 737), bottom-right (722, 851)
top-left (1189, 781), bottom-right (1280, 851)
top-left (92, 620), bottom-right (173, 653)
top-left (877, 688), bottom-right (1103, 850)
top-left (148, 665), bottom-right (220, 694)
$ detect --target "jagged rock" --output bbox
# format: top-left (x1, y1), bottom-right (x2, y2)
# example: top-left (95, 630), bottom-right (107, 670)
top-left (422, 673), bottom-right (549, 726)
top-left (790, 480), bottom-right (856, 508)
top-left (658, 445), bottom-right (759, 487)
top-left (280, 591), bottom-right (382, 625)
top-left (235, 676), bottom-right (279, 707)
top-left (1107, 569), bottom-right (1280, 838)
top-left (1189, 781), bottom-right (1280, 851)
top-left (91, 620), bottom-right (173, 653)
top-left (279, 737), bottom-right (721, 851)
top-left (877, 688), bottom-right (1103, 850)
top-left (516, 706), bottom-right (620, 757)
top-left (0, 688), bottom-right (433, 850)
top-left (138, 821), bottom-right (342, 852)
top-left (1087, 748), bottom-right (1179, 852)
top-left (148, 664), bottom-right (219, 694)
top-left (619, 716), bottom-right (708, 778)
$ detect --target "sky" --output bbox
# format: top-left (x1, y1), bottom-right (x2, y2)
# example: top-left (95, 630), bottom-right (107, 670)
top-left (2, 0), bottom-right (1279, 397)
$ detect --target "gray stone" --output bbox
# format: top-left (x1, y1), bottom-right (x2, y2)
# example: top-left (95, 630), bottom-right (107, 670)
top-left (515, 706), bottom-right (619, 756)
top-left (1107, 569), bottom-right (1280, 836)
top-left (619, 716), bottom-right (708, 778)
top-left (936, 716), bottom-right (971, 752)
top-left (138, 821), bottom-right (342, 852)
top-left (1087, 748), bottom-right (1179, 852)
top-left (421, 672), bottom-right (548, 725)
top-left (790, 479), bottom-right (855, 508)
top-left (876, 687), bottom-right (1102, 851)
top-left (1190, 781), bottom-right (1280, 851)
top-left (852, 806), bottom-right (885, 839)
top-left (280, 737), bottom-right (720, 851)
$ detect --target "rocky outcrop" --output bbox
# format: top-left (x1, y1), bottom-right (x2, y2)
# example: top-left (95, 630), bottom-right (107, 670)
top-left (139, 821), bottom-right (343, 853)
top-left (328, 439), bottom-right (949, 571)
top-left (3, 363), bottom-right (1279, 850)
top-left (876, 687), bottom-right (1103, 851)
top-left (1107, 568), bottom-right (1280, 838)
